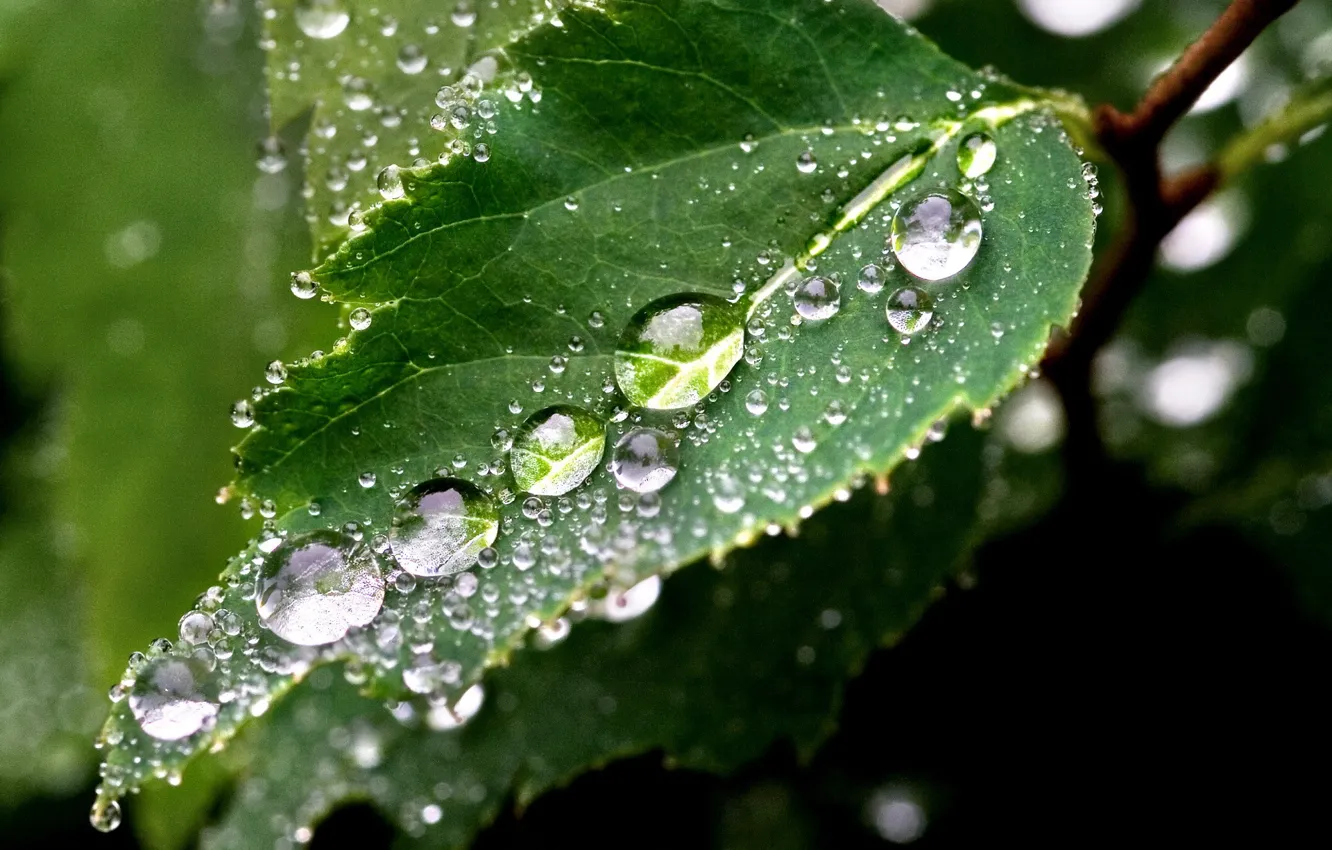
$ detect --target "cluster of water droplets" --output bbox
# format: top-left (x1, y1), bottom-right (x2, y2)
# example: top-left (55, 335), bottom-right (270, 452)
top-left (259, 0), bottom-right (557, 238)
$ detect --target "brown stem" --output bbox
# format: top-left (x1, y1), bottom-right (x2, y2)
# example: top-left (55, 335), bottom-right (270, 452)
top-left (1042, 0), bottom-right (1301, 486)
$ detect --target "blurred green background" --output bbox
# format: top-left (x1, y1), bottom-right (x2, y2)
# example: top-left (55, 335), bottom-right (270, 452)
top-left (2, 0), bottom-right (1330, 846)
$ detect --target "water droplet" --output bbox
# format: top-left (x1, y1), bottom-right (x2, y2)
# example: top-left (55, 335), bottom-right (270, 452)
top-left (510, 406), bottom-right (607, 495)
top-left (792, 426), bottom-right (818, 453)
top-left (265, 360), bottom-right (287, 384)
top-left (890, 191), bottom-right (983, 281)
top-left (377, 164), bottom-right (404, 200)
top-left (295, 0), bottom-right (350, 39)
top-left (257, 531), bottom-right (385, 646)
top-left (957, 132), bottom-right (997, 179)
top-left (886, 286), bottom-right (934, 335)
top-left (290, 270), bottom-right (318, 299)
top-left (614, 294), bottom-right (744, 410)
top-left (178, 611), bottom-right (214, 645)
top-left (824, 400), bottom-right (848, 426)
top-left (390, 478), bottom-right (500, 576)
top-left (745, 388), bottom-right (769, 415)
top-left (858, 263), bottom-right (885, 294)
top-left (598, 575), bottom-right (662, 622)
top-left (359, 471), bottom-right (377, 488)
top-left (610, 427), bottom-right (680, 493)
top-left (128, 656), bottom-right (219, 740)
top-left (450, 0), bottom-right (477, 27)
top-left (349, 307), bottom-right (372, 330)
top-left (255, 136), bottom-right (287, 174)
top-left (230, 399), bottom-right (254, 428)
top-left (793, 275), bottom-right (841, 321)
top-left (796, 150), bottom-right (818, 173)
top-left (712, 473), bottom-right (745, 513)
top-left (90, 801), bottom-right (122, 833)
top-left (474, 143), bottom-right (491, 163)
top-left (396, 43), bottom-right (427, 75)
top-left (342, 77), bottom-right (374, 111)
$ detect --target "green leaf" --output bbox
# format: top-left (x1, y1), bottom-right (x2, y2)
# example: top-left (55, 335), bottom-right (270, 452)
top-left (93, 0), bottom-right (1093, 824)
top-left (203, 428), bottom-right (987, 849)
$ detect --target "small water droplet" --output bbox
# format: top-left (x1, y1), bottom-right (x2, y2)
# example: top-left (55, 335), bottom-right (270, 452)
top-left (610, 427), bottom-right (680, 493)
top-left (793, 275), bottom-right (841, 321)
top-left (265, 360), bottom-right (287, 385)
top-left (713, 473), bottom-right (745, 513)
top-left (255, 136), bottom-right (287, 174)
top-left (349, 307), bottom-right (372, 330)
top-left (858, 263), bottom-right (885, 294)
top-left (230, 399), bottom-right (254, 428)
top-left (295, 0), bottom-right (350, 39)
top-left (886, 286), bottom-right (934, 335)
top-left (792, 426), bottom-right (818, 453)
top-left (450, 0), bottom-right (477, 27)
top-left (957, 132), bottom-right (997, 179)
top-left (796, 150), bottom-right (818, 173)
top-left (745, 389), bottom-right (769, 415)
top-left (396, 43), bottom-right (427, 75)
top-left (342, 77), bottom-right (374, 112)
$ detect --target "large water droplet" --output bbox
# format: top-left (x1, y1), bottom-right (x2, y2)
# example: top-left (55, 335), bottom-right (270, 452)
top-left (396, 43), bottom-right (427, 74)
top-left (290, 270), bottom-right (318, 299)
top-left (256, 531), bottom-right (385, 645)
top-left (610, 427), bottom-right (680, 493)
top-left (890, 191), bottom-right (983, 281)
top-left (793, 275), bottom-right (841, 321)
top-left (614, 294), bottom-right (744, 410)
top-left (390, 478), bottom-right (499, 576)
top-left (796, 150), bottom-right (818, 173)
top-left (510, 406), bottom-right (607, 495)
top-left (90, 801), bottom-right (122, 833)
top-left (295, 0), bottom-right (350, 39)
top-left (230, 400), bottom-right (254, 428)
top-left (377, 165), bottom-right (404, 200)
top-left (128, 656), bottom-right (219, 741)
top-left (886, 286), bottom-right (934, 335)
top-left (958, 133), bottom-right (997, 179)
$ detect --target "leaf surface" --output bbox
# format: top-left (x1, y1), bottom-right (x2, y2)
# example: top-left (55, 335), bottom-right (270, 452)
top-left (204, 429), bottom-right (985, 849)
top-left (93, 0), bottom-right (1093, 824)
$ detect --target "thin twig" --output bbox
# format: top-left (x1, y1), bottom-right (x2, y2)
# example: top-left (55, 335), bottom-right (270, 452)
top-left (1042, 0), bottom-right (1302, 486)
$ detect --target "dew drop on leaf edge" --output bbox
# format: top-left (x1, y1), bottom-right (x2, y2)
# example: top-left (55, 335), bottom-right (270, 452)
top-left (128, 655), bottom-right (219, 741)
top-left (256, 530), bottom-right (386, 646)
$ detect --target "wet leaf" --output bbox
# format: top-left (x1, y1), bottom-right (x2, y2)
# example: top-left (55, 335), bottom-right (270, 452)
top-left (204, 429), bottom-right (986, 849)
top-left (93, 0), bottom-right (1093, 824)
